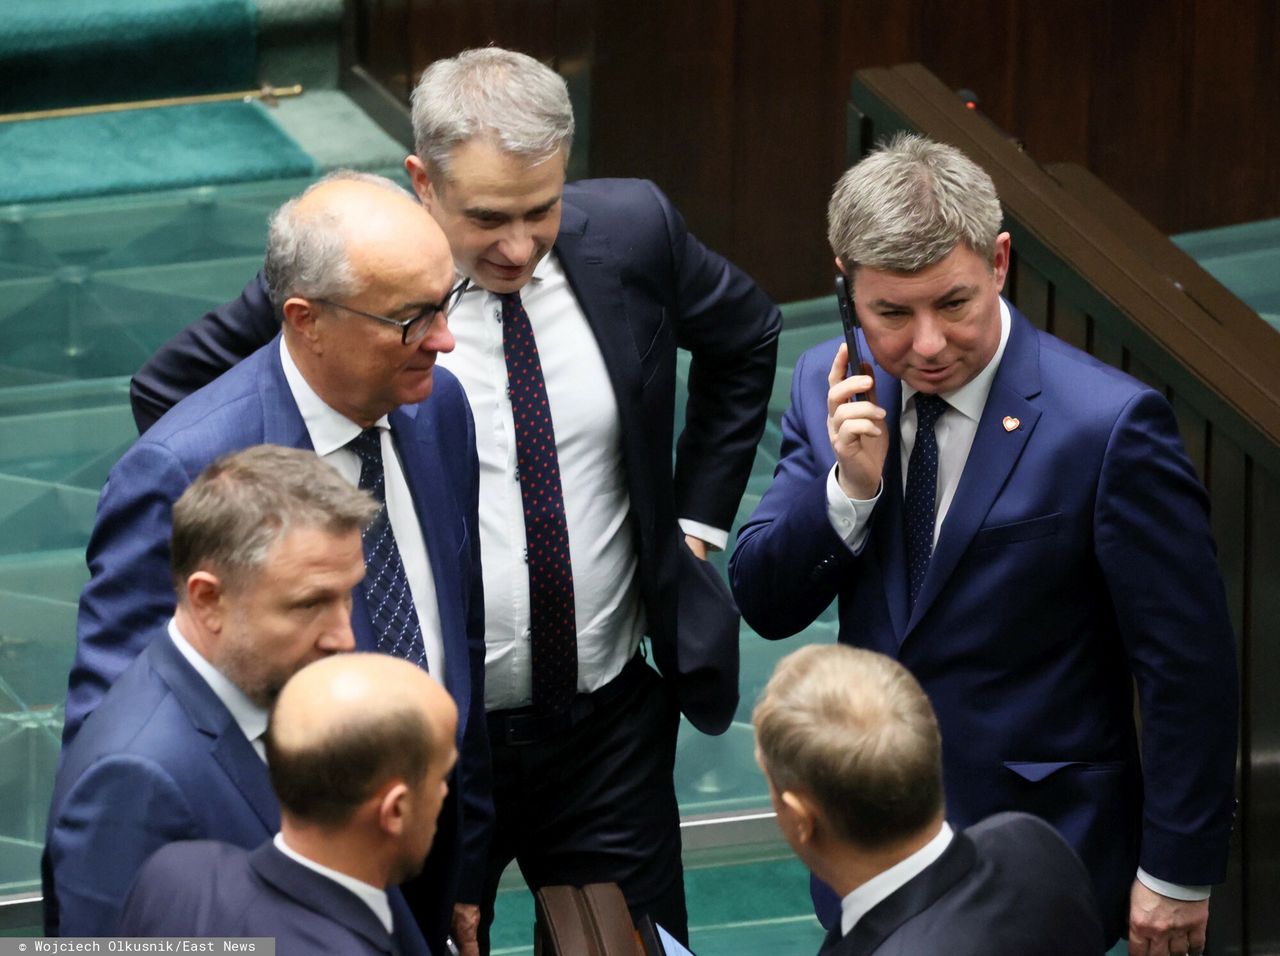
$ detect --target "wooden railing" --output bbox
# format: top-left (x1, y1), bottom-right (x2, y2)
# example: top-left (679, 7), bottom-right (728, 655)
top-left (848, 62), bottom-right (1280, 955)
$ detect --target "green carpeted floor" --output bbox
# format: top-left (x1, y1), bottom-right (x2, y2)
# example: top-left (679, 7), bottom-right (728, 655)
top-left (0, 0), bottom-right (258, 112)
top-left (0, 101), bottom-right (318, 205)
top-left (489, 854), bottom-right (825, 956)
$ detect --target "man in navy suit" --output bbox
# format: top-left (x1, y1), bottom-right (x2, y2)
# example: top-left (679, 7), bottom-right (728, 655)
top-left (61, 174), bottom-right (487, 953)
top-left (126, 47), bottom-right (781, 951)
top-left (119, 653), bottom-right (459, 955)
top-left (754, 644), bottom-right (1105, 955)
top-left (46, 446), bottom-right (423, 948)
top-left (730, 134), bottom-right (1236, 956)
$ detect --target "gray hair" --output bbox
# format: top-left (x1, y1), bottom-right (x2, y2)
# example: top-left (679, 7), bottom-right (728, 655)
top-left (410, 47), bottom-right (574, 180)
top-left (170, 445), bottom-right (379, 595)
top-left (262, 170), bottom-right (412, 315)
top-left (827, 133), bottom-right (1003, 276)
top-left (753, 644), bottom-right (944, 850)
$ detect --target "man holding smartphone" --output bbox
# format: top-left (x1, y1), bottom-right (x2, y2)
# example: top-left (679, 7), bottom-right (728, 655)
top-left (731, 133), bottom-right (1237, 956)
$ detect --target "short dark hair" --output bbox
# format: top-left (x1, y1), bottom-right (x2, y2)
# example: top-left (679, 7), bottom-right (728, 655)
top-left (170, 444), bottom-right (378, 596)
top-left (754, 644), bottom-right (944, 849)
top-left (266, 702), bottom-right (434, 826)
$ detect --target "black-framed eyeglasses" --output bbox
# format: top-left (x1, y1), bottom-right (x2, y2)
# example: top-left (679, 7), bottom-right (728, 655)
top-left (315, 278), bottom-right (471, 345)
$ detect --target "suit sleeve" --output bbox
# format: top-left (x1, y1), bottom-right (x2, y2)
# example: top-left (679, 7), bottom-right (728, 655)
top-left (729, 346), bottom-right (859, 638)
top-left (1094, 390), bottom-right (1238, 884)
top-left (47, 756), bottom-right (199, 936)
top-left (647, 182), bottom-right (782, 534)
top-left (130, 271), bottom-right (277, 434)
top-left (64, 443), bottom-right (193, 743)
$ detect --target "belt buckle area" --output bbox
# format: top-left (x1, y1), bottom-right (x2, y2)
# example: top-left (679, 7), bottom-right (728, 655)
top-left (499, 709), bottom-right (570, 746)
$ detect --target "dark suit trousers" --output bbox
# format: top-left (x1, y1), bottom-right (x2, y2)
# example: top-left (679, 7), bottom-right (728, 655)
top-left (478, 660), bottom-right (686, 952)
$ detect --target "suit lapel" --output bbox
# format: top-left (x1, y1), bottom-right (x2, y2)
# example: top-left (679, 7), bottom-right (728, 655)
top-left (389, 406), bottom-right (469, 722)
top-left (258, 335), bottom-right (314, 450)
top-left (843, 832), bottom-right (978, 956)
top-left (148, 636), bottom-right (280, 833)
top-left (554, 202), bottom-right (645, 442)
top-left (905, 310), bottom-right (1043, 634)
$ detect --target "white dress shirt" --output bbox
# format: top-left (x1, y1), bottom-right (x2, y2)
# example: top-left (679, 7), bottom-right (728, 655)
top-left (168, 618), bottom-right (268, 761)
top-left (840, 823), bottom-right (954, 937)
top-left (437, 253), bottom-right (648, 710)
top-left (273, 833), bottom-right (393, 933)
top-left (280, 337), bottom-right (445, 678)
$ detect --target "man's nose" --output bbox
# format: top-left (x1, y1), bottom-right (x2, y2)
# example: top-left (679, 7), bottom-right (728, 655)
top-left (320, 611), bottom-right (356, 653)
top-left (419, 315), bottom-right (455, 354)
top-left (497, 226), bottom-right (535, 266)
top-left (912, 314), bottom-right (948, 358)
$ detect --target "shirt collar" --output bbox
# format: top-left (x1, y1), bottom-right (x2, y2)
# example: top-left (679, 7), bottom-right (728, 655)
top-left (279, 337), bottom-right (390, 456)
top-left (901, 298), bottom-right (1012, 421)
top-left (273, 833), bottom-right (393, 933)
top-left (167, 618), bottom-right (268, 754)
top-left (840, 822), bottom-right (954, 937)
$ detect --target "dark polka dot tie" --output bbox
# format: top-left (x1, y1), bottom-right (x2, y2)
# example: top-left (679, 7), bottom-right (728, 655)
top-left (499, 292), bottom-right (578, 714)
top-left (904, 394), bottom-right (948, 610)
top-left (347, 427), bottom-right (427, 667)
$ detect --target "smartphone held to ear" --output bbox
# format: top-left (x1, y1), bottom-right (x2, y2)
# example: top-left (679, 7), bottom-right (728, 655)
top-left (835, 274), bottom-right (869, 401)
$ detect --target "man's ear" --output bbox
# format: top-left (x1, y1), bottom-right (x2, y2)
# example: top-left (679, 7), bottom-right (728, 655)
top-left (282, 297), bottom-right (321, 346)
top-left (991, 232), bottom-right (1012, 292)
top-left (780, 789), bottom-right (821, 846)
top-left (834, 255), bottom-right (848, 277)
top-left (405, 156), bottom-right (436, 208)
top-left (377, 780), bottom-right (410, 838)
top-left (185, 570), bottom-right (227, 632)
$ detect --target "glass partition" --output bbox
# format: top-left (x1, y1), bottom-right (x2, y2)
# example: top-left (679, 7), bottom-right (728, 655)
top-left (0, 179), bottom-right (838, 953)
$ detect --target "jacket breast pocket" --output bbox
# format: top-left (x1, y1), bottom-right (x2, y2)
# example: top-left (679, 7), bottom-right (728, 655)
top-left (971, 512), bottom-right (1061, 550)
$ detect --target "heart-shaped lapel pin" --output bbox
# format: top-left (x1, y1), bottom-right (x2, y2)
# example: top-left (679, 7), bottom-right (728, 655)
top-left (1002, 416), bottom-right (1021, 432)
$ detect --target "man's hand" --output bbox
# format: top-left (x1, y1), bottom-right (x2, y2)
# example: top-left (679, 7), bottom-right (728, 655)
top-left (1128, 880), bottom-right (1208, 956)
top-left (451, 902), bottom-right (481, 956)
top-left (684, 534), bottom-right (709, 560)
top-left (826, 344), bottom-right (888, 500)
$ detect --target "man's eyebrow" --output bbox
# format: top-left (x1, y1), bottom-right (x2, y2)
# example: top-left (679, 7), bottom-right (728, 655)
top-left (933, 283), bottom-right (978, 301)
top-left (863, 284), bottom-right (977, 310)
top-left (462, 196), bottom-right (561, 220)
top-left (462, 205), bottom-right (508, 221)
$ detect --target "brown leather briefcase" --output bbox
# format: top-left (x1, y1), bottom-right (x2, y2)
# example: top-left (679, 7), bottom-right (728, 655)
top-left (533, 882), bottom-right (662, 956)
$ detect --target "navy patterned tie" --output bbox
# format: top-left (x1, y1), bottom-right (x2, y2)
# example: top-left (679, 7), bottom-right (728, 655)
top-left (499, 291), bottom-right (578, 714)
top-left (347, 427), bottom-right (426, 666)
top-left (904, 394), bottom-right (948, 609)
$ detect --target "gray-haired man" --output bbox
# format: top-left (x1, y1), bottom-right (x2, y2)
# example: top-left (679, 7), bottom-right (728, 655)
top-left (64, 174), bottom-right (487, 954)
top-left (130, 46), bottom-right (781, 951)
top-left (731, 134), bottom-right (1237, 956)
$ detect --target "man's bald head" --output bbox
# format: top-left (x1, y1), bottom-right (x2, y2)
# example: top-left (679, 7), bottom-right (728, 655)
top-left (263, 171), bottom-right (451, 316)
top-left (262, 171), bottom-right (458, 425)
top-left (266, 653), bottom-right (458, 827)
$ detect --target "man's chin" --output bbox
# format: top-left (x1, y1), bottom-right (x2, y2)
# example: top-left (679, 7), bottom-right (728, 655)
top-left (477, 263), bottom-right (531, 293)
top-left (399, 369), bottom-right (435, 404)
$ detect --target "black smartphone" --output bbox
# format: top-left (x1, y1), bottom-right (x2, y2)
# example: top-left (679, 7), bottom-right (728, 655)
top-left (835, 274), bottom-right (868, 401)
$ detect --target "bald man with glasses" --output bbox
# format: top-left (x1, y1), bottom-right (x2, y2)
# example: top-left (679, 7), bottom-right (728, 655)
top-left (62, 171), bottom-right (489, 956)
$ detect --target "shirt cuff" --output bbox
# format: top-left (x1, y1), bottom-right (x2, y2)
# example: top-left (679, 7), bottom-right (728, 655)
top-left (1136, 868), bottom-right (1211, 902)
top-left (678, 519), bottom-right (728, 552)
top-left (826, 465), bottom-right (880, 553)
